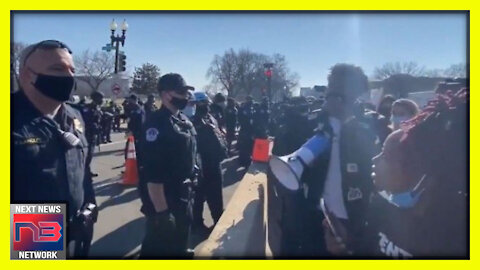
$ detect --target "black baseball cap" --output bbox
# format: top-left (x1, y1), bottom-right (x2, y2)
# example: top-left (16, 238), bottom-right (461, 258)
top-left (157, 73), bottom-right (194, 94)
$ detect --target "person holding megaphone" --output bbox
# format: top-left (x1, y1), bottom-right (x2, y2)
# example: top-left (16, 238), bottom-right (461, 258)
top-left (270, 64), bottom-right (388, 256)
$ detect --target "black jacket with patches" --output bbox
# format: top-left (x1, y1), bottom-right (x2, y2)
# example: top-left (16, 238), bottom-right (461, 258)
top-left (139, 107), bottom-right (198, 216)
top-left (273, 108), bottom-right (383, 251)
top-left (12, 91), bottom-right (95, 219)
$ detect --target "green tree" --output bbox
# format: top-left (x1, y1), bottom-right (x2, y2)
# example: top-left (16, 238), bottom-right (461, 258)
top-left (131, 63), bottom-right (161, 95)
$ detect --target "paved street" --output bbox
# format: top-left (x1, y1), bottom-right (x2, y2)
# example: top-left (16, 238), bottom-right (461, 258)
top-left (88, 129), bottom-right (246, 258)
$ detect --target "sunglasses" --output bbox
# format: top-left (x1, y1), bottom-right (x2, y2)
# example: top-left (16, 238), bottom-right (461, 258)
top-left (23, 40), bottom-right (73, 66)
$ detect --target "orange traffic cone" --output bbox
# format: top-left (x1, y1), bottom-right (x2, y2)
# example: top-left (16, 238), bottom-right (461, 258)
top-left (252, 138), bottom-right (272, 162)
top-left (122, 135), bottom-right (139, 185)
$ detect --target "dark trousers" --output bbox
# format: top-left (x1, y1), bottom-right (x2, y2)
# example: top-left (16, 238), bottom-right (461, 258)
top-left (281, 193), bottom-right (328, 257)
top-left (67, 219), bottom-right (94, 259)
top-left (140, 202), bottom-right (191, 258)
top-left (86, 135), bottom-right (96, 175)
top-left (238, 130), bottom-right (254, 166)
top-left (226, 126), bottom-right (236, 151)
top-left (113, 116), bottom-right (121, 131)
top-left (102, 121), bottom-right (112, 142)
top-left (193, 163), bottom-right (224, 226)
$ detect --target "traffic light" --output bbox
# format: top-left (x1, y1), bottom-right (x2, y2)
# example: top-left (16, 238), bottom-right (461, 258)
top-left (265, 69), bottom-right (272, 78)
top-left (118, 52), bottom-right (127, 72)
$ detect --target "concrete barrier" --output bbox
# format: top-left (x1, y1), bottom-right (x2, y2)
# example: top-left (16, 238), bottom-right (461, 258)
top-left (195, 162), bottom-right (268, 258)
top-left (265, 169), bottom-right (283, 258)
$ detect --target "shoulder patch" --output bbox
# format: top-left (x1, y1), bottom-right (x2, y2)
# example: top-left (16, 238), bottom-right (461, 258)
top-left (146, 128), bottom-right (159, 142)
top-left (73, 118), bottom-right (84, 133)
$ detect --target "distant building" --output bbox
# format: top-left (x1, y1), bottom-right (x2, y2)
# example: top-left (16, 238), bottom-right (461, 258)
top-left (74, 74), bottom-right (131, 100)
top-left (300, 86), bottom-right (326, 99)
top-left (408, 91), bottom-right (436, 108)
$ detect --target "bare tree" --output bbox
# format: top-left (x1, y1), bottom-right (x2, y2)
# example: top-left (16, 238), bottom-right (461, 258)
top-left (373, 61), bottom-right (426, 80)
top-left (207, 49), bottom-right (237, 96)
top-left (444, 63), bottom-right (467, 78)
top-left (206, 48), bottom-right (299, 101)
top-left (11, 42), bottom-right (28, 90)
top-left (424, 68), bottom-right (445, 78)
top-left (74, 50), bottom-right (115, 92)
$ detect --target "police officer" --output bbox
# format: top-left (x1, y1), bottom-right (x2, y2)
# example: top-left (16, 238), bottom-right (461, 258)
top-left (181, 90), bottom-right (197, 119)
top-left (192, 93), bottom-right (228, 232)
top-left (210, 92), bottom-right (226, 131)
top-left (139, 73), bottom-right (197, 258)
top-left (272, 97), bottom-right (315, 156)
top-left (121, 98), bottom-right (130, 124)
top-left (82, 91), bottom-right (104, 178)
top-left (111, 100), bottom-right (122, 132)
top-left (101, 101), bottom-right (115, 143)
top-left (126, 94), bottom-right (145, 142)
top-left (253, 97), bottom-right (270, 139)
top-left (13, 40), bottom-right (97, 258)
top-left (225, 97), bottom-right (238, 153)
top-left (238, 95), bottom-right (256, 167)
top-left (144, 94), bottom-right (158, 118)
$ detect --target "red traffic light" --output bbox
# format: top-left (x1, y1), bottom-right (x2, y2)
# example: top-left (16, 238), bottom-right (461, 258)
top-left (265, 70), bottom-right (272, 78)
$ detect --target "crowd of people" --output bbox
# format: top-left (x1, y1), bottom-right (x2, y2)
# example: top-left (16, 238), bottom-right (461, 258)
top-left (12, 39), bottom-right (468, 259)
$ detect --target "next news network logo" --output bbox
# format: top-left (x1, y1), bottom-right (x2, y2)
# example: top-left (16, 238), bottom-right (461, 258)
top-left (11, 204), bottom-right (67, 260)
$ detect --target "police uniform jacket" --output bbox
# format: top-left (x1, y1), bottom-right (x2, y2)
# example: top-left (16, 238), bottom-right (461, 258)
top-left (225, 106), bottom-right (238, 131)
top-left (81, 103), bottom-right (103, 141)
top-left (238, 103), bottom-right (255, 132)
top-left (193, 114), bottom-right (228, 168)
top-left (127, 103), bottom-right (145, 139)
top-left (210, 103), bottom-right (225, 130)
top-left (13, 91), bottom-right (95, 220)
top-left (139, 106), bottom-right (197, 216)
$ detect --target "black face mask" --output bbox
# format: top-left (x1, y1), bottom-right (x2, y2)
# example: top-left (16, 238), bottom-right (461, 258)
top-left (196, 104), bottom-right (209, 118)
top-left (93, 98), bottom-right (103, 106)
top-left (170, 96), bottom-right (189, 110)
top-left (30, 69), bottom-right (75, 102)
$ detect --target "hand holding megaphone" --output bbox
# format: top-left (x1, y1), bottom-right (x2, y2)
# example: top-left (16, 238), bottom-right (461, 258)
top-left (269, 130), bottom-right (331, 191)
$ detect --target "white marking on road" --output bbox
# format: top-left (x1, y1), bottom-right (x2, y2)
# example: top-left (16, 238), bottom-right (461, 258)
top-left (101, 140), bottom-right (126, 147)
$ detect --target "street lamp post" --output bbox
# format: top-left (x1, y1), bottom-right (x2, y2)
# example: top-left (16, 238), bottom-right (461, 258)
top-left (110, 19), bottom-right (128, 74)
top-left (264, 63), bottom-right (274, 101)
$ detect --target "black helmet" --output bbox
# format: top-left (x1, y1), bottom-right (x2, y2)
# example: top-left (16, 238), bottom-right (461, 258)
top-left (214, 93), bottom-right (226, 103)
top-left (129, 94), bottom-right (138, 101)
top-left (91, 91), bottom-right (104, 100)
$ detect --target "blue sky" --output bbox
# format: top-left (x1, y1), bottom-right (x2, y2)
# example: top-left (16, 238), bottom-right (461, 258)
top-left (13, 12), bottom-right (467, 90)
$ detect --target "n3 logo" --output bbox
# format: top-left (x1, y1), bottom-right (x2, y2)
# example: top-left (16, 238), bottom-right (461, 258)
top-left (14, 222), bottom-right (62, 242)
top-left (13, 214), bottom-right (64, 251)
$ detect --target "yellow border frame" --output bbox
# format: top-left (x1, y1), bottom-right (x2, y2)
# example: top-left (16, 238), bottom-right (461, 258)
top-left (2, 3), bottom-right (474, 269)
